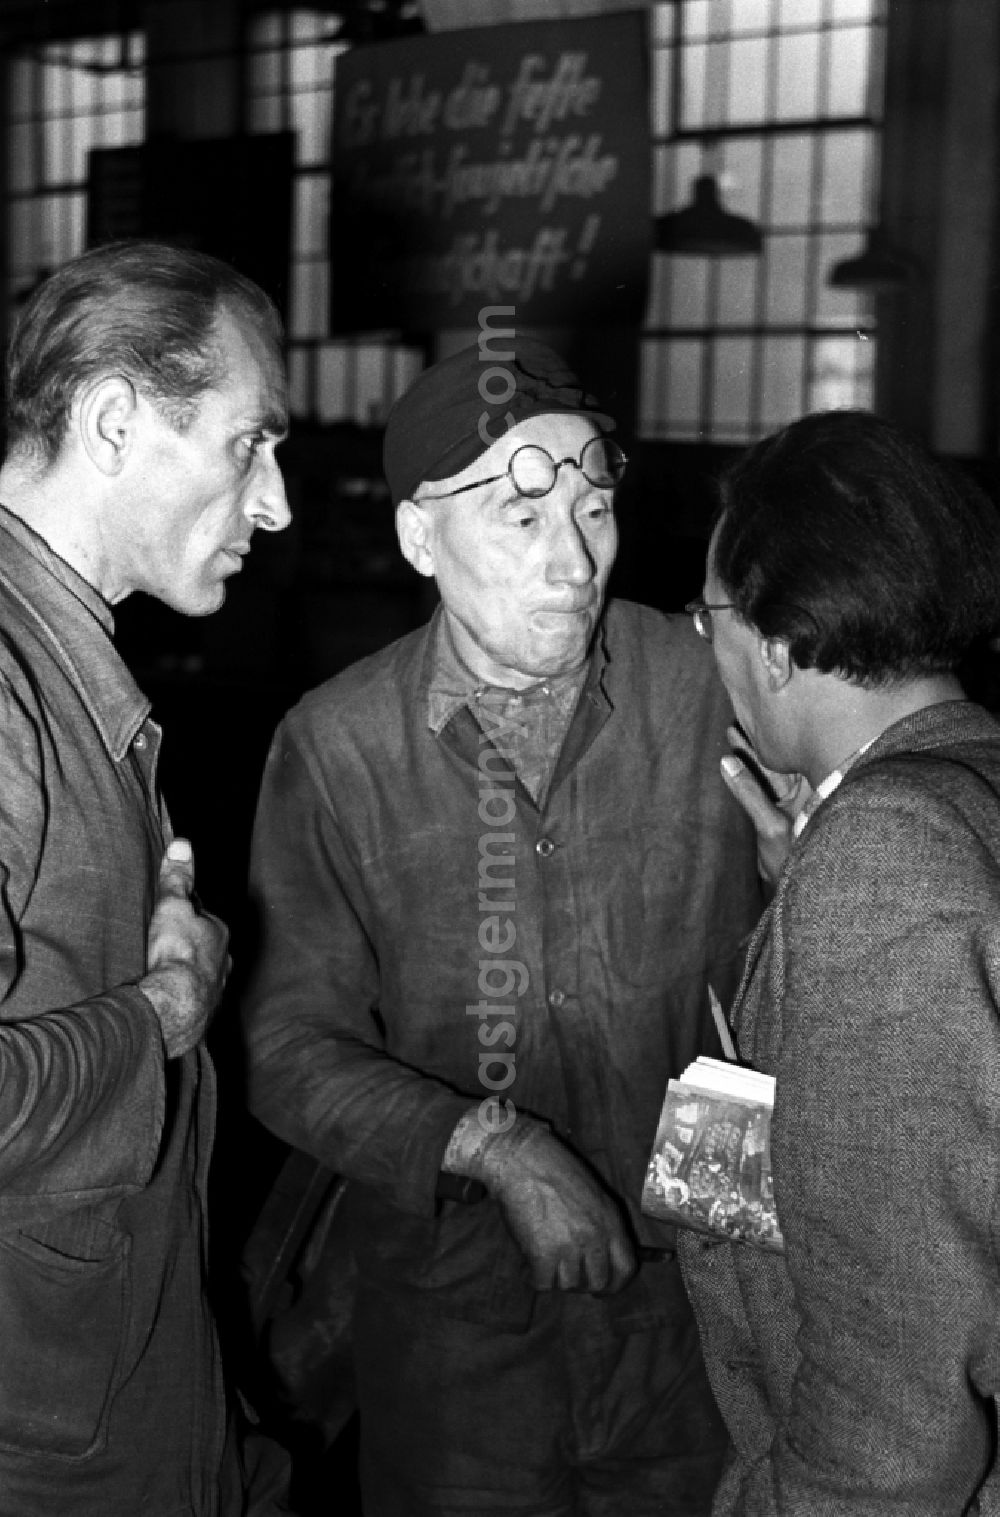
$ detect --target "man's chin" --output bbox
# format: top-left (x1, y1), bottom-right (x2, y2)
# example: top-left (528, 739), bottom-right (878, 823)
top-left (162, 583), bottom-right (227, 618)
top-left (521, 630), bottom-right (594, 679)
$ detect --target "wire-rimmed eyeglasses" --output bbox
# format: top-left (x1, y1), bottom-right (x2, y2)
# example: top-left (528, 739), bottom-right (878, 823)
top-left (417, 435), bottom-right (628, 502)
top-left (685, 598), bottom-right (735, 643)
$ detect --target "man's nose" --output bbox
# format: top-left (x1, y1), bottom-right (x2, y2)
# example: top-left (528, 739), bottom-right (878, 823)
top-left (247, 455), bottom-right (291, 533)
top-left (545, 513), bottom-right (594, 585)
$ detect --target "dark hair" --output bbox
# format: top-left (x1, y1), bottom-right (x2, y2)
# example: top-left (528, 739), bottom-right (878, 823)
top-left (4, 240), bottom-right (284, 463)
top-left (712, 409), bottom-right (1000, 686)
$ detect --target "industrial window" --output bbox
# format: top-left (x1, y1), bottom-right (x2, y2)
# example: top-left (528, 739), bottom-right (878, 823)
top-left (644, 0), bottom-right (886, 442)
top-left (246, 8), bottom-right (424, 427)
top-left (3, 4), bottom-right (882, 441)
top-left (5, 31), bottom-right (145, 311)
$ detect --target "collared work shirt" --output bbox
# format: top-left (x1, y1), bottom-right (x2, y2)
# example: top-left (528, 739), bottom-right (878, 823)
top-left (0, 508), bottom-right (226, 1515)
top-left (245, 599), bottom-right (763, 1329)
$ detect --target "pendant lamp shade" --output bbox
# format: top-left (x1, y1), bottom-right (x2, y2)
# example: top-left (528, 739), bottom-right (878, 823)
top-left (828, 226), bottom-right (914, 291)
top-left (655, 174), bottom-right (763, 257)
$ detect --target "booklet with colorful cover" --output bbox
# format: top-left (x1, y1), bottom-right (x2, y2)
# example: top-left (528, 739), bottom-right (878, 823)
top-left (641, 1056), bottom-right (784, 1252)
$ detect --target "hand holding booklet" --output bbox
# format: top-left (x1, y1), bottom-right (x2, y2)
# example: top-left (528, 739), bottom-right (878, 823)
top-left (641, 1056), bottom-right (784, 1252)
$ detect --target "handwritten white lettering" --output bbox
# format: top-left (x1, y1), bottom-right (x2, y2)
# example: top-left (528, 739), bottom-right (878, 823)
top-left (500, 53), bottom-right (601, 137)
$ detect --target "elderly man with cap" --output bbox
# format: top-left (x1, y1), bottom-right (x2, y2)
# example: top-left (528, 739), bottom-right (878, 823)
top-left (242, 338), bottom-right (763, 1515)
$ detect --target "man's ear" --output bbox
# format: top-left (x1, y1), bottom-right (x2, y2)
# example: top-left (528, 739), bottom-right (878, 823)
top-left (759, 636), bottom-right (793, 692)
top-left (77, 374), bottom-right (139, 476)
top-left (396, 498), bottom-right (436, 578)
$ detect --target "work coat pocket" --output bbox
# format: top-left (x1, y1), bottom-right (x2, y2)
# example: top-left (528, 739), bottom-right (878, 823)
top-left (0, 1211), bottom-right (131, 1458)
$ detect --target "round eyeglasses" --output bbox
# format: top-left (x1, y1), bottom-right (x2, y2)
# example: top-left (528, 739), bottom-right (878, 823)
top-left (417, 435), bottom-right (628, 502)
top-left (685, 598), bottom-right (736, 643)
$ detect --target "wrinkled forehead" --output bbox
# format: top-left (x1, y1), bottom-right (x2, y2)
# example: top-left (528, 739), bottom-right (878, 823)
top-left (421, 410), bottom-right (603, 496)
top-left (213, 306), bottom-right (288, 433)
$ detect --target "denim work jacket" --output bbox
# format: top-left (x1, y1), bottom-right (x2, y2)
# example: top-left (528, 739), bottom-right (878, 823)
top-left (245, 599), bottom-right (763, 1330)
top-left (0, 509), bottom-right (226, 1515)
top-left (681, 701), bottom-right (1000, 1516)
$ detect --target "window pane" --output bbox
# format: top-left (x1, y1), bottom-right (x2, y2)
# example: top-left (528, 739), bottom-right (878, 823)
top-left (765, 234), bottom-right (810, 324)
top-left (645, 252), bottom-right (671, 326)
top-left (639, 338), bottom-right (668, 435)
top-left (730, 0), bottom-right (772, 35)
top-left (827, 26), bottom-right (870, 115)
top-left (91, 37), bottom-right (119, 71)
top-left (759, 336), bottom-right (806, 429)
top-left (777, 0), bottom-right (824, 25)
top-left (651, 143), bottom-right (673, 214)
top-left (767, 134), bottom-right (813, 227)
top-left (288, 345), bottom-right (312, 419)
top-left (728, 37), bottom-right (769, 126)
top-left (390, 347), bottom-right (424, 408)
top-left (249, 49), bottom-right (283, 94)
top-left (808, 333), bottom-right (874, 411)
top-left (355, 343), bottom-right (392, 425)
top-left (294, 173), bottom-right (328, 257)
top-left (716, 259), bottom-right (759, 327)
top-left (673, 140), bottom-right (703, 204)
top-left (681, 2), bottom-right (713, 42)
top-left (650, 44), bottom-right (673, 138)
top-left (316, 342), bottom-right (349, 422)
top-left (42, 117), bottom-right (72, 184)
top-left (8, 201), bottom-right (34, 276)
top-left (831, 0), bottom-right (878, 23)
top-left (666, 258), bottom-right (711, 328)
top-left (291, 88), bottom-right (331, 165)
top-left (290, 9), bottom-right (328, 43)
top-left (651, 3), bottom-right (675, 47)
top-left (102, 63), bottom-right (127, 114)
top-left (776, 32), bottom-right (820, 119)
top-left (95, 112), bottom-right (129, 150)
top-left (664, 340), bottom-right (706, 433)
top-left (289, 43), bottom-right (325, 91)
top-left (290, 259), bottom-right (329, 339)
top-left (8, 124), bottom-right (34, 193)
top-left (818, 129), bottom-right (870, 225)
top-left (123, 106), bottom-right (144, 145)
top-left (815, 232), bottom-right (874, 326)
top-left (64, 191), bottom-right (86, 259)
top-left (34, 192), bottom-right (67, 263)
top-left (252, 13), bottom-right (284, 47)
top-left (720, 137), bottom-right (763, 218)
top-left (704, 40), bottom-right (729, 124)
top-left (9, 58), bottom-right (35, 120)
top-left (251, 94), bottom-right (284, 134)
top-left (68, 57), bottom-right (97, 115)
top-left (681, 42), bottom-right (708, 130)
top-left (713, 337), bottom-right (754, 435)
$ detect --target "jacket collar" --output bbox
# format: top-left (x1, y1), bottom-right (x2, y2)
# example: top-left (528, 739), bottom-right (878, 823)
top-left (853, 697), bottom-right (997, 770)
top-left (0, 505), bottom-right (151, 762)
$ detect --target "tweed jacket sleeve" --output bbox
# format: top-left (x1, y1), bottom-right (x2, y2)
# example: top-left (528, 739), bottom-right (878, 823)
top-left (711, 749), bottom-right (1000, 1514)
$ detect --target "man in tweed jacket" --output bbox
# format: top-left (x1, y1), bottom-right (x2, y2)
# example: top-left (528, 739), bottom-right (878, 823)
top-left (679, 409), bottom-right (1000, 1515)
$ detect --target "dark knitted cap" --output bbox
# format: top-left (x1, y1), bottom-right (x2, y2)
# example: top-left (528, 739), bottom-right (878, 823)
top-left (383, 337), bottom-right (615, 505)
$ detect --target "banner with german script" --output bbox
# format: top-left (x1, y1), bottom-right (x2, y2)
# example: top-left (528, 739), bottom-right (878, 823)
top-left (330, 12), bottom-right (650, 333)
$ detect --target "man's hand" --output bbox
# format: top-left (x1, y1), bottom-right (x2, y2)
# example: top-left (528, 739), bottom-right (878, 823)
top-left (721, 723), bottom-right (812, 888)
top-left (475, 1117), bottom-right (637, 1294)
top-left (140, 839), bottom-right (231, 1059)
